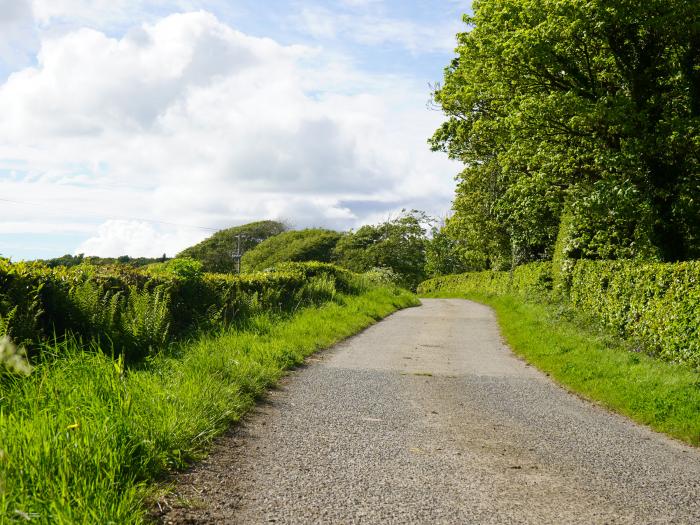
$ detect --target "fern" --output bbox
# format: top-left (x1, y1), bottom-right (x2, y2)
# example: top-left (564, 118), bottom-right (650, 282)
top-left (121, 286), bottom-right (171, 359)
top-left (69, 280), bottom-right (123, 339)
top-left (0, 306), bottom-right (17, 338)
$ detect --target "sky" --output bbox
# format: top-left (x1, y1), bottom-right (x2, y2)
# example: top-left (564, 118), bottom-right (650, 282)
top-left (0, 0), bottom-right (470, 260)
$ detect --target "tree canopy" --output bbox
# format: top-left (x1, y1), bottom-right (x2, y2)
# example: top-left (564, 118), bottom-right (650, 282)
top-left (432, 0), bottom-right (700, 267)
top-left (177, 220), bottom-right (287, 273)
top-left (333, 210), bottom-right (429, 289)
top-left (241, 228), bottom-right (342, 272)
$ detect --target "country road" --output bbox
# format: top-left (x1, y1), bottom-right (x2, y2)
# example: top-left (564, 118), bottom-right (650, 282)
top-left (160, 299), bottom-right (700, 524)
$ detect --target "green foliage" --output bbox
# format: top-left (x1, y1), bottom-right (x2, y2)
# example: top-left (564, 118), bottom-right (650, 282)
top-left (178, 220), bottom-right (287, 273)
top-left (419, 259), bottom-right (700, 367)
top-left (551, 207), bottom-right (577, 295)
top-left (569, 261), bottom-right (700, 367)
top-left (39, 253), bottom-right (168, 268)
top-left (0, 260), bottom-right (45, 347)
top-left (564, 181), bottom-right (660, 261)
top-left (333, 210), bottom-right (429, 290)
top-left (360, 267), bottom-right (401, 287)
top-left (444, 164), bottom-right (515, 270)
top-left (432, 0), bottom-right (700, 263)
top-left (68, 280), bottom-right (122, 343)
top-left (148, 257), bottom-right (204, 280)
top-left (418, 262), bottom-right (553, 301)
top-left (425, 224), bottom-right (473, 277)
top-left (120, 286), bottom-right (171, 359)
top-left (241, 228), bottom-right (342, 272)
top-left (295, 275), bottom-right (337, 307)
top-left (0, 258), bottom-right (361, 361)
top-left (0, 287), bottom-right (417, 523)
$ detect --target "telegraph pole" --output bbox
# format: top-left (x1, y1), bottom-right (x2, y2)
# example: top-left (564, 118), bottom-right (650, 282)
top-left (233, 234), bottom-right (242, 274)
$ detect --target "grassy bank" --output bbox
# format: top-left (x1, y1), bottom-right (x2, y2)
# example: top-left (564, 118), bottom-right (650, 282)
top-left (0, 286), bottom-right (418, 524)
top-left (423, 291), bottom-right (700, 446)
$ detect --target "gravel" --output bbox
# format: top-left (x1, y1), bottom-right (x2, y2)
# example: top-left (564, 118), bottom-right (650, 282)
top-left (158, 298), bottom-right (700, 524)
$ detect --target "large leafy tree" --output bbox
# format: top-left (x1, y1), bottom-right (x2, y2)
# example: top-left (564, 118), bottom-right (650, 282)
top-left (432, 0), bottom-right (700, 264)
top-left (333, 210), bottom-right (430, 289)
top-left (425, 223), bottom-right (475, 276)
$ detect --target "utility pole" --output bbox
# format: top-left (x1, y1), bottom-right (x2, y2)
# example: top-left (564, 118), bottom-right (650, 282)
top-left (233, 234), bottom-right (242, 274)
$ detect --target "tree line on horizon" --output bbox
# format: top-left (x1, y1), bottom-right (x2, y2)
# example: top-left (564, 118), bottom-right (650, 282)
top-left (35, 212), bottom-right (440, 291)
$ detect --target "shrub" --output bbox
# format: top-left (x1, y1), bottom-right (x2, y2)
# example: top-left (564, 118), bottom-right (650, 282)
top-left (333, 211), bottom-right (429, 291)
top-left (241, 229), bottom-right (342, 272)
top-left (418, 262), bottom-right (552, 301)
top-left (157, 257), bottom-right (204, 280)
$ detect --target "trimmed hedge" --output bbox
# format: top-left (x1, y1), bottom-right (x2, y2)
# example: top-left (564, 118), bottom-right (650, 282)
top-left (570, 261), bottom-right (700, 367)
top-left (418, 260), bottom-right (700, 367)
top-left (418, 262), bottom-right (553, 300)
top-left (0, 258), bottom-right (357, 361)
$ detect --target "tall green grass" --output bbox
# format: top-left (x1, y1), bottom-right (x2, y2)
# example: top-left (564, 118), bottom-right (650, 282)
top-left (0, 287), bottom-right (418, 524)
top-left (424, 291), bottom-right (700, 446)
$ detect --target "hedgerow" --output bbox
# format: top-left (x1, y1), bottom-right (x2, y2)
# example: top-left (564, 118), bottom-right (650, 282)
top-left (0, 258), bottom-right (357, 361)
top-left (569, 261), bottom-right (700, 367)
top-left (418, 262), bottom-right (553, 301)
top-left (418, 260), bottom-right (700, 367)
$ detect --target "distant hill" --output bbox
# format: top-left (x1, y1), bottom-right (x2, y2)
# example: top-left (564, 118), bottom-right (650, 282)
top-left (241, 228), bottom-right (342, 272)
top-left (177, 220), bottom-right (287, 273)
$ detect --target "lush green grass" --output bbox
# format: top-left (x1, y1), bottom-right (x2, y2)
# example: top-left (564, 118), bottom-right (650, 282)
top-left (424, 291), bottom-right (700, 446)
top-left (0, 286), bottom-right (418, 524)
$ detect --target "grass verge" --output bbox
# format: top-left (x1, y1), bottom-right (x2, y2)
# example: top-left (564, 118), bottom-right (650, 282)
top-left (0, 286), bottom-right (418, 524)
top-left (423, 291), bottom-right (700, 446)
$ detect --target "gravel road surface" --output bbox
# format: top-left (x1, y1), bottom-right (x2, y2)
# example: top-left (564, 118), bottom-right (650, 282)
top-left (159, 299), bottom-right (700, 524)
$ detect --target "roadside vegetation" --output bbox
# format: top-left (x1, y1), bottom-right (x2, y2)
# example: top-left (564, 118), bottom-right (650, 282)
top-left (430, 0), bottom-right (699, 269)
top-left (416, 0), bottom-right (699, 443)
top-left (0, 255), bottom-right (416, 523)
top-left (419, 264), bottom-right (700, 445)
top-left (178, 220), bottom-right (287, 273)
top-left (241, 228), bottom-right (342, 272)
top-left (173, 211), bottom-right (433, 291)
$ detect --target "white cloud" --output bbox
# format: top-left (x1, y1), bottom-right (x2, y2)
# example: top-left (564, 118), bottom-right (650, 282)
top-left (297, 7), bottom-right (337, 39)
top-left (76, 220), bottom-right (203, 257)
top-left (0, 0), bottom-right (37, 70)
top-left (294, 6), bottom-right (461, 53)
top-left (0, 11), bottom-right (457, 257)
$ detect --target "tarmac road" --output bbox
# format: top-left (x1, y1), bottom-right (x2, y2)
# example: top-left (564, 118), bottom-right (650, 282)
top-left (160, 298), bottom-right (700, 524)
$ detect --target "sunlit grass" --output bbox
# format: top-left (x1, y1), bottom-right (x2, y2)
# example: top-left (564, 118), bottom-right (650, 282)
top-left (0, 287), bottom-right (418, 524)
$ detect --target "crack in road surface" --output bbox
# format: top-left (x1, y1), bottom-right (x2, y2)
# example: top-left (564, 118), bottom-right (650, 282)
top-left (158, 299), bottom-right (700, 524)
